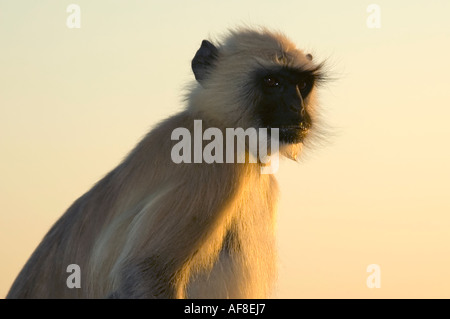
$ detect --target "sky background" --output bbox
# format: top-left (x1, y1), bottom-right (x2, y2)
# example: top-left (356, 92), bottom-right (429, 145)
top-left (1, 0), bottom-right (449, 298)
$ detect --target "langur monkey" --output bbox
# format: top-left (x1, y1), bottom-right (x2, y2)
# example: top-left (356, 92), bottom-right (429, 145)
top-left (7, 27), bottom-right (326, 299)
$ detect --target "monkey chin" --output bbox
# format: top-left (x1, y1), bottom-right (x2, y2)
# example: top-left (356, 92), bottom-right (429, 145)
top-left (278, 128), bottom-right (308, 161)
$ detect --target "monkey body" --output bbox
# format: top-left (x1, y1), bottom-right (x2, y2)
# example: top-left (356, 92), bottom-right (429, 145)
top-left (7, 28), bottom-right (325, 298)
top-left (7, 112), bottom-right (278, 298)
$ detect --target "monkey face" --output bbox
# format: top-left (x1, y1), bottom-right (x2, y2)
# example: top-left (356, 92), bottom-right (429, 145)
top-left (191, 36), bottom-right (325, 148)
top-left (253, 66), bottom-right (319, 144)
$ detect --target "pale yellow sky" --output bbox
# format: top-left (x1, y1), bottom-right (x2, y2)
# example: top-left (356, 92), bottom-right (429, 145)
top-left (1, 1), bottom-right (449, 298)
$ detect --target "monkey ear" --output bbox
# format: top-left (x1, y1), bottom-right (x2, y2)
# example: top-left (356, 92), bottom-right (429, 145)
top-left (306, 53), bottom-right (313, 61)
top-left (192, 40), bottom-right (219, 84)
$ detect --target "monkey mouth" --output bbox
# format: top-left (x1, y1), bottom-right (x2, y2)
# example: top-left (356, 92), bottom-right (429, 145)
top-left (266, 124), bottom-right (310, 144)
top-left (266, 122), bottom-right (310, 132)
top-left (282, 122), bottom-right (311, 143)
top-left (281, 124), bottom-right (310, 132)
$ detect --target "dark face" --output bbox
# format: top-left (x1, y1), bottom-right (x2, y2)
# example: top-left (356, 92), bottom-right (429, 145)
top-left (253, 66), bottom-right (317, 144)
top-left (191, 40), bottom-right (323, 145)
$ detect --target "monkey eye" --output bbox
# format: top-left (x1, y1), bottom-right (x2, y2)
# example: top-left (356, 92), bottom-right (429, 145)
top-left (298, 77), bottom-right (314, 94)
top-left (263, 76), bottom-right (280, 87)
top-left (298, 80), bottom-right (307, 91)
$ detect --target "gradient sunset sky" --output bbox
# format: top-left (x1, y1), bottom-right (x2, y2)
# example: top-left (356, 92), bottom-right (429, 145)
top-left (1, 0), bottom-right (449, 298)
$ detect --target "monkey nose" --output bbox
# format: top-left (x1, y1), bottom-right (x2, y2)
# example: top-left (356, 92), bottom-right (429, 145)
top-left (300, 108), bottom-right (306, 117)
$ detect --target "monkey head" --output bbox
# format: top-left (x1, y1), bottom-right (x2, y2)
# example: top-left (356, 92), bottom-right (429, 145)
top-left (189, 28), bottom-right (326, 159)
